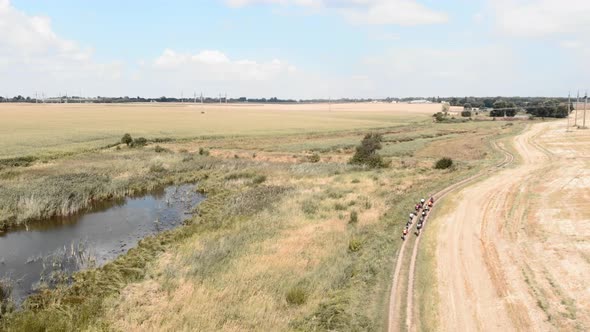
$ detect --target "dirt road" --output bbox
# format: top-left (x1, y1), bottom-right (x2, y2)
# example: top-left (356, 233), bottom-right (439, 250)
top-left (435, 114), bottom-right (590, 331)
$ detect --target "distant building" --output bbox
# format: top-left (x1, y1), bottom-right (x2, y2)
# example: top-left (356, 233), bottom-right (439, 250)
top-left (409, 99), bottom-right (432, 104)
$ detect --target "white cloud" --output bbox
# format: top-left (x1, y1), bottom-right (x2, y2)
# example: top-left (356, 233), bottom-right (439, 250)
top-left (361, 46), bottom-right (522, 96)
top-left (224, 0), bottom-right (448, 25)
top-left (491, 0), bottom-right (590, 37)
top-left (0, 0), bottom-right (123, 96)
top-left (149, 49), bottom-right (296, 81)
top-left (489, 0), bottom-right (590, 82)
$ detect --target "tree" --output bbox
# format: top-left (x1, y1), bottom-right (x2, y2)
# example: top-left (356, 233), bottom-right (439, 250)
top-left (121, 133), bottom-right (133, 146)
top-left (349, 133), bottom-right (388, 168)
top-left (505, 108), bottom-right (517, 117)
top-left (464, 103), bottom-right (472, 110)
top-left (461, 110), bottom-right (472, 117)
top-left (441, 103), bottom-right (450, 116)
top-left (491, 100), bottom-right (516, 117)
top-left (526, 101), bottom-right (569, 119)
top-left (483, 99), bottom-right (494, 108)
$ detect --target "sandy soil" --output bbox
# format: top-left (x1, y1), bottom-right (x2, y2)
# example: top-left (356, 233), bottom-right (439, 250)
top-left (435, 112), bottom-right (590, 331)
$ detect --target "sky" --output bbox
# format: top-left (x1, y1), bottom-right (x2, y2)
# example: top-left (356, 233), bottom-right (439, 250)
top-left (1, 0), bottom-right (589, 99)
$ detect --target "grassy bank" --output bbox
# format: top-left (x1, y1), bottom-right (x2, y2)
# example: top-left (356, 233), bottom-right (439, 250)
top-left (0, 106), bottom-right (526, 330)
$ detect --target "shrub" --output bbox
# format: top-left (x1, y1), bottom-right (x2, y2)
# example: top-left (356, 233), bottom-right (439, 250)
top-left (308, 153), bottom-right (321, 163)
top-left (301, 199), bottom-right (319, 216)
top-left (348, 238), bottom-right (362, 252)
top-left (0, 279), bottom-right (14, 317)
top-left (326, 189), bottom-right (344, 199)
top-left (461, 110), bottom-right (472, 117)
top-left (198, 147), bottom-right (209, 156)
top-left (149, 162), bottom-right (166, 173)
top-left (349, 133), bottom-right (388, 168)
top-left (334, 203), bottom-right (347, 211)
top-left (286, 286), bottom-right (308, 305)
top-left (351, 179), bottom-right (360, 184)
top-left (252, 175), bottom-right (267, 185)
top-left (154, 145), bottom-right (167, 153)
top-left (349, 210), bottom-right (358, 224)
top-left (357, 196), bottom-right (372, 210)
top-left (121, 133), bottom-right (133, 146)
top-left (133, 137), bottom-right (147, 147)
top-left (225, 172), bottom-right (256, 181)
top-left (434, 157), bottom-right (453, 169)
top-left (178, 148), bottom-right (189, 153)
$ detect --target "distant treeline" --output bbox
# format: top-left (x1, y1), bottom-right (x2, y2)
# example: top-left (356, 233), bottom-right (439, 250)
top-left (0, 95), bottom-right (578, 118)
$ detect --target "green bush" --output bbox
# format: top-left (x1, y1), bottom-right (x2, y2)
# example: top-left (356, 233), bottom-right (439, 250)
top-left (133, 137), bottom-right (147, 147)
top-left (349, 133), bottom-right (388, 168)
top-left (348, 238), bottom-right (362, 252)
top-left (154, 145), bottom-right (167, 153)
top-left (121, 133), bottom-right (133, 146)
top-left (286, 286), bottom-right (308, 306)
top-left (252, 175), bottom-right (267, 185)
top-left (461, 110), bottom-right (472, 117)
top-left (308, 153), bottom-right (321, 163)
top-left (434, 157), bottom-right (453, 169)
top-left (199, 147), bottom-right (210, 156)
top-left (349, 210), bottom-right (358, 224)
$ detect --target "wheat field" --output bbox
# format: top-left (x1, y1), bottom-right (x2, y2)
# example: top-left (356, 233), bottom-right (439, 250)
top-left (0, 102), bottom-right (438, 158)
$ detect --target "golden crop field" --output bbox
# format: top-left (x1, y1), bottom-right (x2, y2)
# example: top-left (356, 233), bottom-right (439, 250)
top-left (0, 102), bottom-right (438, 158)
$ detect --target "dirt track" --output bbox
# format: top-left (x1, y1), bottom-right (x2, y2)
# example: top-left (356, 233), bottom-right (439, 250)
top-left (435, 114), bottom-right (590, 331)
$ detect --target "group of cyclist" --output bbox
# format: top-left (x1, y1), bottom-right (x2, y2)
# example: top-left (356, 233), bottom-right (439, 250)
top-left (402, 196), bottom-right (434, 240)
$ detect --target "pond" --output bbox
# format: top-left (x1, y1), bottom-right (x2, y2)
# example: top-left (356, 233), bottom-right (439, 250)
top-left (0, 184), bottom-right (204, 302)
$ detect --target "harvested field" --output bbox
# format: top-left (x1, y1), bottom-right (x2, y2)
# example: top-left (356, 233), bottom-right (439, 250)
top-left (425, 112), bottom-right (590, 331)
top-left (0, 102), bottom-right (438, 159)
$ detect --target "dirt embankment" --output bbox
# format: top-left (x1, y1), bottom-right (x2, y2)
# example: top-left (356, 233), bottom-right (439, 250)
top-left (434, 115), bottom-right (590, 331)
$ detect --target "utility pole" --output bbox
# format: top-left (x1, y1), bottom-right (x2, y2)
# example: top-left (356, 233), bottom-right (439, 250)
top-left (193, 91), bottom-right (196, 104)
top-left (574, 89), bottom-right (580, 127)
top-left (181, 91), bottom-right (184, 103)
top-left (200, 92), bottom-right (203, 104)
top-left (584, 90), bottom-right (587, 128)
top-left (566, 92), bottom-right (571, 131)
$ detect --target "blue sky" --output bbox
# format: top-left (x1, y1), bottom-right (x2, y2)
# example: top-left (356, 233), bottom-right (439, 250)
top-left (1, 0), bottom-right (589, 98)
